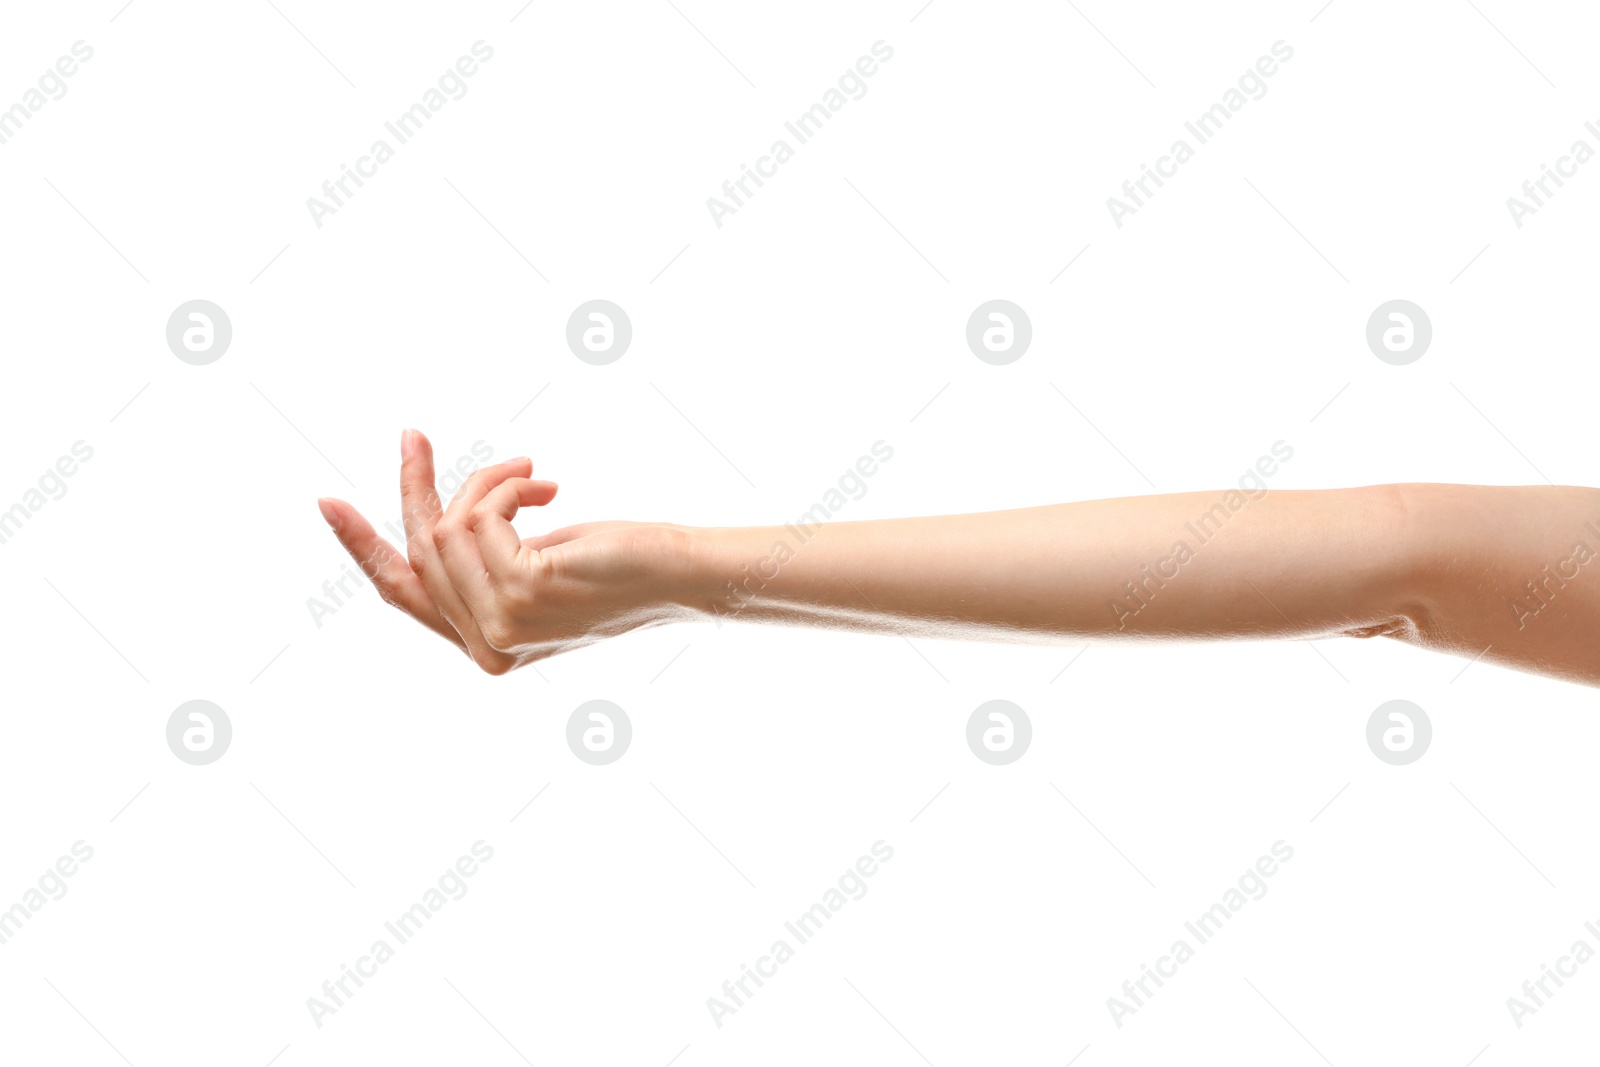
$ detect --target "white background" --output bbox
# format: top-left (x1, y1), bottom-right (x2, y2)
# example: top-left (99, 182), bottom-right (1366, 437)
top-left (2, 0), bottom-right (1598, 1063)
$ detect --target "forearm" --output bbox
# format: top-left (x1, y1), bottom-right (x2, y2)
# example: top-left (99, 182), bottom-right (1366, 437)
top-left (669, 483), bottom-right (1600, 686)
top-left (673, 485), bottom-right (1416, 642)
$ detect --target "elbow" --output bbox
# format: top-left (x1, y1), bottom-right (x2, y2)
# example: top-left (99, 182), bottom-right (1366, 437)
top-left (1353, 482), bottom-right (1438, 645)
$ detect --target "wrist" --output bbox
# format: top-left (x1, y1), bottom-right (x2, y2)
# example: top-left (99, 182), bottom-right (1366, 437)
top-left (649, 523), bottom-right (720, 619)
top-left (662, 524), bottom-right (776, 622)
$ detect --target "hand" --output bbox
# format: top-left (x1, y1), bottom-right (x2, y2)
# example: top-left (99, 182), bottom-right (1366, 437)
top-left (316, 430), bottom-right (694, 673)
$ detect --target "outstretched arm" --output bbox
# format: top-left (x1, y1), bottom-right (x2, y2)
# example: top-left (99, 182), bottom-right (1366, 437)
top-left (673, 483), bottom-right (1600, 686)
top-left (316, 431), bottom-right (1600, 687)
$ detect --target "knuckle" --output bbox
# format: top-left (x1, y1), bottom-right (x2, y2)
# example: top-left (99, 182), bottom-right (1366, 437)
top-left (403, 489), bottom-right (441, 518)
top-left (474, 649), bottom-right (513, 676)
top-left (478, 608), bottom-right (514, 649)
top-left (355, 548), bottom-right (385, 581)
top-left (401, 484), bottom-right (439, 511)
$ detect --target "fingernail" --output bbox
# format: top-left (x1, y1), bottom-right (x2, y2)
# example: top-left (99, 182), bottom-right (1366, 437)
top-left (401, 429), bottom-right (417, 460)
top-left (317, 498), bottom-right (341, 531)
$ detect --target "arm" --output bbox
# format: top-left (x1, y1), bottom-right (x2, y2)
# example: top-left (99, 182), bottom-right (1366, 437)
top-left (315, 431), bottom-right (1600, 687)
top-left (680, 486), bottom-right (1415, 641)
top-left (678, 482), bottom-right (1600, 686)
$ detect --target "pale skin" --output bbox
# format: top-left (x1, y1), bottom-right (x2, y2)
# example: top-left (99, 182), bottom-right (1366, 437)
top-left (314, 430), bottom-right (1600, 688)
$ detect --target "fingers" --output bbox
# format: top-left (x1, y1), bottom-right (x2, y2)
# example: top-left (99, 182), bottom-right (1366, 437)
top-left (442, 457), bottom-right (535, 526)
top-left (395, 430), bottom-right (512, 671)
top-left (470, 478), bottom-right (559, 580)
top-left (316, 497), bottom-right (464, 648)
top-left (323, 432), bottom-right (557, 674)
top-left (400, 429), bottom-right (443, 555)
top-left (434, 457), bottom-right (534, 611)
top-left (398, 428), bottom-right (473, 628)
